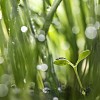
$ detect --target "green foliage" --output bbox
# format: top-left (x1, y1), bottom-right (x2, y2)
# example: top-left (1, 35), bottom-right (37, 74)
top-left (0, 0), bottom-right (100, 100)
top-left (54, 50), bottom-right (90, 67)
top-left (76, 50), bottom-right (90, 66)
top-left (54, 50), bottom-right (90, 95)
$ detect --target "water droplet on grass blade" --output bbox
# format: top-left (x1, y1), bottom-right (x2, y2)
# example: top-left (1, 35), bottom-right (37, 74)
top-left (53, 97), bottom-right (58, 100)
top-left (37, 34), bottom-right (45, 42)
top-left (21, 26), bottom-right (28, 33)
top-left (12, 42), bottom-right (15, 45)
top-left (47, 6), bottom-right (51, 12)
top-left (54, 57), bottom-right (67, 66)
top-left (42, 87), bottom-right (50, 93)
top-left (37, 64), bottom-right (48, 71)
top-left (58, 87), bottom-right (62, 92)
top-left (0, 57), bottom-right (4, 64)
top-left (0, 84), bottom-right (8, 97)
top-left (37, 30), bottom-right (45, 42)
top-left (85, 26), bottom-right (97, 39)
top-left (24, 79), bottom-right (26, 83)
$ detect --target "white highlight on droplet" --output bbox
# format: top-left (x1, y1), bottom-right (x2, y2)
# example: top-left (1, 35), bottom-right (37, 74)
top-left (21, 26), bottom-right (28, 33)
top-left (12, 42), bottom-right (15, 45)
top-left (95, 5), bottom-right (100, 16)
top-left (53, 97), bottom-right (59, 100)
top-left (58, 87), bottom-right (62, 92)
top-left (37, 64), bottom-right (48, 71)
top-left (0, 56), bottom-right (4, 64)
top-left (0, 11), bottom-right (2, 20)
top-left (24, 79), bottom-right (26, 83)
top-left (0, 84), bottom-right (8, 97)
top-left (72, 26), bottom-right (80, 34)
top-left (37, 30), bottom-right (45, 42)
top-left (85, 26), bottom-right (97, 39)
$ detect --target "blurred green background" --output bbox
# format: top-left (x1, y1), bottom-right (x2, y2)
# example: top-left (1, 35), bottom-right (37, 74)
top-left (0, 0), bottom-right (100, 100)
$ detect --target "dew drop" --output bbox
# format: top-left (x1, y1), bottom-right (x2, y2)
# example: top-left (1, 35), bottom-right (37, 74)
top-left (85, 26), bottom-right (97, 39)
top-left (21, 26), bottom-right (28, 33)
top-left (72, 26), bottom-right (80, 34)
top-left (53, 97), bottom-right (59, 100)
top-left (12, 42), bottom-right (15, 45)
top-left (42, 87), bottom-right (50, 93)
top-left (37, 64), bottom-right (48, 71)
top-left (24, 79), bottom-right (26, 83)
top-left (47, 6), bottom-right (51, 12)
top-left (95, 5), bottom-right (100, 16)
top-left (0, 56), bottom-right (4, 64)
top-left (37, 34), bottom-right (45, 42)
top-left (0, 84), bottom-right (8, 97)
top-left (11, 84), bottom-right (16, 88)
top-left (37, 30), bottom-right (45, 42)
top-left (44, 55), bottom-right (47, 58)
top-left (58, 87), bottom-right (62, 92)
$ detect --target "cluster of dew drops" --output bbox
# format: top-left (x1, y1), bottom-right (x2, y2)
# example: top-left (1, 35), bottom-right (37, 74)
top-left (71, 0), bottom-right (100, 40)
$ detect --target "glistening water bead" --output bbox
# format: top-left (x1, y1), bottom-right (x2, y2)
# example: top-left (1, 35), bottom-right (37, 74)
top-left (37, 64), bottom-right (48, 71)
top-left (37, 34), bottom-right (45, 42)
top-left (21, 26), bottom-right (28, 33)
top-left (0, 84), bottom-right (8, 97)
top-left (42, 87), bottom-right (50, 93)
top-left (53, 97), bottom-right (59, 100)
top-left (37, 30), bottom-right (45, 42)
top-left (85, 26), bottom-right (97, 39)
